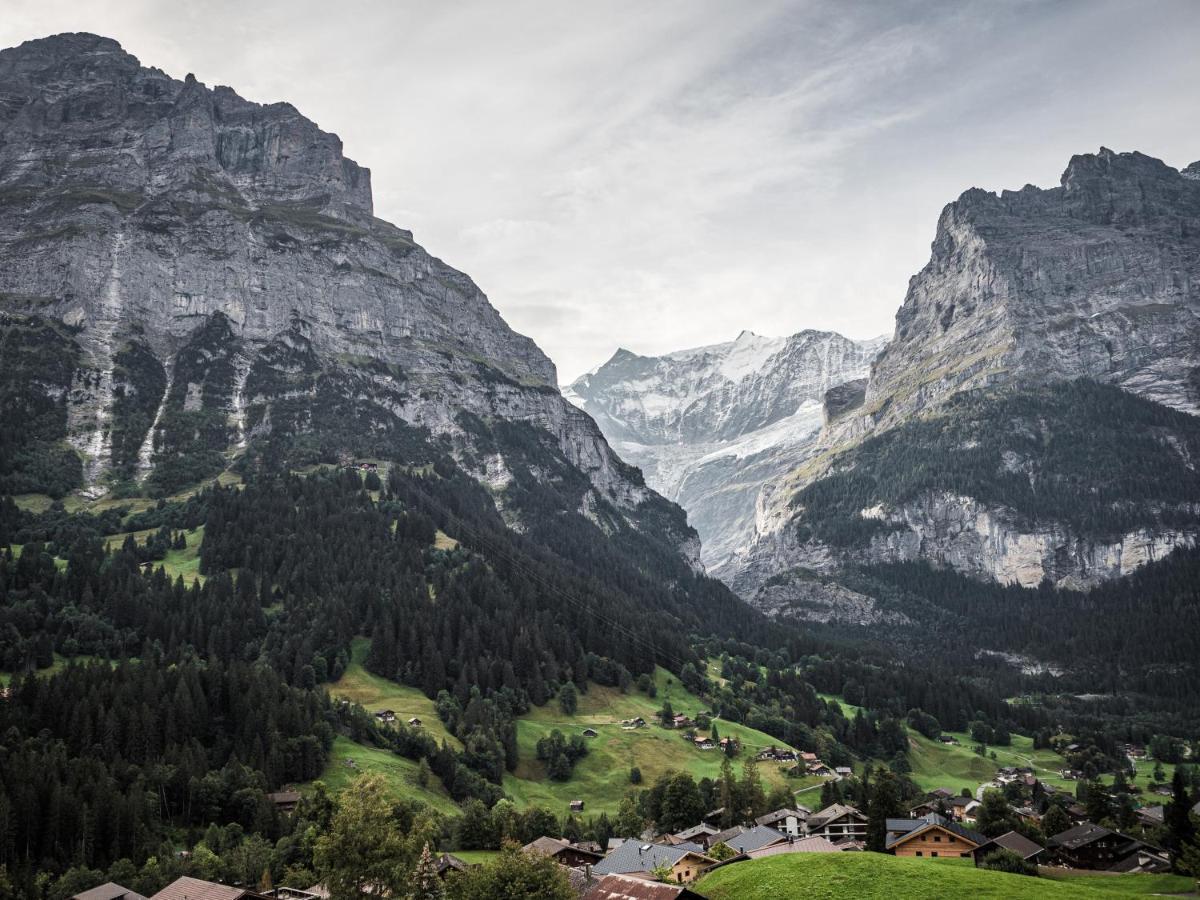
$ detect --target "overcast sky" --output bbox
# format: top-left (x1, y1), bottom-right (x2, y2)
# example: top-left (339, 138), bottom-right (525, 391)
top-left (4, 0), bottom-right (1200, 383)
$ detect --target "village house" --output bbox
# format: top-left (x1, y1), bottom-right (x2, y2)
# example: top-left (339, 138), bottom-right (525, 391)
top-left (742, 835), bottom-right (840, 859)
top-left (1047, 823), bottom-right (1168, 872)
top-left (718, 736), bottom-right (739, 753)
top-left (671, 714), bottom-right (694, 729)
top-left (971, 830), bottom-right (1047, 867)
top-left (434, 853), bottom-right (470, 878)
top-left (804, 804), bottom-right (868, 844)
top-left (621, 717), bottom-right (647, 730)
top-left (673, 823), bottom-right (720, 848)
top-left (692, 735), bottom-right (716, 750)
top-left (755, 807), bottom-right (809, 837)
top-left (834, 766), bottom-right (853, 778)
top-left (407, 716), bottom-right (422, 727)
top-left (374, 709), bottom-right (396, 723)
top-left (570, 800), bottom-right (586, 813)
top-left (884, 815), bottom-right (985, 858)
top-left (806, 762), bottom-right (834, 777)
top-left (591, 842), bottom-right (716, 884)
top-left (522, 836), bottom-right (606, 869)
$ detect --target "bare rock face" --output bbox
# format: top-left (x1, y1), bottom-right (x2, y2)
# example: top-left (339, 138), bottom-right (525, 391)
top-left (0, 33), bottom-right (699, 562)
top-left (737, 149), bottom-right (1200, 600)
top-left (564, 330), bottom-right (884, 575)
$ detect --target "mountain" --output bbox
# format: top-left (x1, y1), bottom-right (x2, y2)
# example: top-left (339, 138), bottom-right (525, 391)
top-left (0, 33), bottom-right (702, 563)
top-left (564, 329), bottom-right (885, 576)
top-left (736, 148), bottom-right (1200, 609)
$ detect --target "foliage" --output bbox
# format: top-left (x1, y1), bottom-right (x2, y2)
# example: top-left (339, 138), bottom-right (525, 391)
top-left (444, 843), bottom-right (573, 900)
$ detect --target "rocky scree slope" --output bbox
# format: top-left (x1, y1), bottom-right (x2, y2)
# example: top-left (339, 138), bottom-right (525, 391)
top-left (564, 329), bottom-right (884, 576)
top-left (0, 33), bottom-right (698, 562)
top-left (736, 149), bottom-right (1200, 610)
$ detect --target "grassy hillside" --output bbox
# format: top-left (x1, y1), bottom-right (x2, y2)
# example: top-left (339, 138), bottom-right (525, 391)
top-left (330, 638), bottom-right (460, 748)
top-left (699, 853), bottom-right (1197, 900)
top-left (325, 640), bottom-right (811, 817)
top-left (503, 665), bottom-right (807, 816)
top-left (313, 736), bottom-right (460, 816)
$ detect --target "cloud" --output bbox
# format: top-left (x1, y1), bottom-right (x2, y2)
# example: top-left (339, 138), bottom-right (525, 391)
top-left (3, 0), bottom-right (1198, 382)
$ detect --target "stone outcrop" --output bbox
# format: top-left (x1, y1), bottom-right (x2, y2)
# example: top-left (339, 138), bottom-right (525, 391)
top-left (0, 33), bottom-right (699, 562)
top-left (738, 149), bottom-right (1200, 600)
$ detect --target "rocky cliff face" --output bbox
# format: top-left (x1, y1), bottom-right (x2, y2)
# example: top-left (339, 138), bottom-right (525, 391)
top-left (737, 149), bottom-right (1200, 602)
top-left (564, 330), bottom-right (884, 575)
top-left (0, 33), bottom-right (698, 561)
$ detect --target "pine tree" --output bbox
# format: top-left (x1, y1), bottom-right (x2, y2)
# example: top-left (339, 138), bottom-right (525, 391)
top-left (410, 843), bottom-right (446, 899)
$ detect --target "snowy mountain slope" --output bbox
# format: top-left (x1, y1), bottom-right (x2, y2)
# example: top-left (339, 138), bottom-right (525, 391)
top-left (565, 330), bottom-right (886, 576)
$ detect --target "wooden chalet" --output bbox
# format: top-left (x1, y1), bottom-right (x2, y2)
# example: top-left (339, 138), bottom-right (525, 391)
top-left (884, 815), bottom-right (985, 858)
top-left (971, 830), bottom-right (1047, 866)
top-left (522, 836), bottom-right (604, 868)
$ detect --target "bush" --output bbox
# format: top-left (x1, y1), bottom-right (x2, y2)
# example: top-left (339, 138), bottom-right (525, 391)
top-left (978, 848), bottom-right (1037, 877)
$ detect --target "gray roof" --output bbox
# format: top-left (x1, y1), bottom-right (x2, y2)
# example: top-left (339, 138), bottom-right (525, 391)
top-left (807, 803), bottom-right (865, 828)
top-left (724, 825), bottom-right (787, 853)
top-left (976, 830), bottom-right (1045, 860)
top-left (755, 807), bottom-right (807, 827)
top-left (591, 842), bottom-right (710, 876)
top-left (885, 816), bottom-right (985, 850)
top-left (73, 885), bottom-right (148, 900)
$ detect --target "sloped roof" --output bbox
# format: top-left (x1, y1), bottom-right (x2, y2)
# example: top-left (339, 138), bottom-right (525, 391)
top-left (522, 836), bottom-right (604, 862)
top-left (592, 842), bottom-right (712, 877)
top-left (755, 807), bottom-right (807, 827)
top-left (674, 823), bottom-right (718, 840)
top-left (745, 835), bottom-right (840, 857)
top-left (73, 884), bottom-right (148, 900)
top-left (885, 818), bottom-right (985, 850)
top-left (151, 878), bottom-right (265, 900)
top-left (1049, 823), bottom-right (1117, 849)
top-left (976, 830), bottom-right (1045, 860)
top-left (724, 825), bottom-right (787, 853)
top-left (807, 803), bottom-right (865, 828)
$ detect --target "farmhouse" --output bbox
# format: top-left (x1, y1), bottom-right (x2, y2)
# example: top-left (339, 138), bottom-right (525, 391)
top-left (885, 816), bottom-right (985, 858)
top-left (150, 877), bottom-right (272, 900)
top-left (407, 716), bottom-right (422, 727)
top-left (71, 884), bottom-right (148, 900)
top-left (522, 836), bottom-right (605, 868)
top-left (374, 709), bottom-right (396, 723)
top-left (1048, 823), bottom-right (1168, 872)
top-left (267, 789), bottom-right (302, 816)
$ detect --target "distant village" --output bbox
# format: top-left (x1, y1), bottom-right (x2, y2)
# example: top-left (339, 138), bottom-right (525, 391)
top-left (94, 704), bottom-right (1195, 900)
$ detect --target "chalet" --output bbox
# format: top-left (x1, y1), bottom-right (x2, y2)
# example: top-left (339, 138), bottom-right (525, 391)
top-left (268, 889), bottom-right (329, 900)
top-left (971, 830), bottom-right (1047, 867)
top-left (374, 709), bottom-right (396, 723)
top-left (582, 728), bottom-right (599, 738)
top-left (806, 763), bottom-right (833, 777)
top-left (937, 735), bottom-right (958, 744)
top-left (583, 873), bottom-right (708, 899)
top-left (151, 878), bottom-right (272, 900)
top-left (267, 790), bottom-right (302, 816)
top-left (718, 737), bottom-right (739, 753)
top-left (946, 796), bottom-right (981, 822)
top-left (885, 815), bottom-right (985, 858)
top-left (1048, 823), bottom-right (1165, 871)
top-left (834, 766), bottom-right (853, 778)
top-left (707, 825), bottom-right (747, 850)
top-left (72, 884), bottom-right (148, 900)
top-left (692, 735), bottom-right (715, 750)
top-left (1060, 768), bottom-right (1084, 780)
top-left (621, 717), bottom-right (647, 730)
top-left (755, 746), bottom-right (796, 762)
top-left (671, 714), bottom-right (694, 729)
top-left (929, 787), bottom-right (956, 799)
top-left (659, 834), bottom-right (705, 850)
top-left (799, 752), bottom-right (818, 763)
top-left (804, 804), bottom-right (868, 844)
top-left (755, 807), bottom-right (808, 837)
top-left (1107, 847), bottom-right (1172, 874)
top-left (407, 717), bottom-right (422, 727)
top-left (591, 842), bottom-right (716, 884)
top-left (522, 836), bottom-right (605, 868)
top-left (570, 800), bottom-right (585, 812)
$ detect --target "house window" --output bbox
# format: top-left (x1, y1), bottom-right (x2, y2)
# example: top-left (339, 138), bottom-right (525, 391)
top-left (915, 851), bottom-right (923, 857)
top-left (960, 852), bottom-right (971, 858)
top-left (933, 835), bottom-right (941, 842)
top-left (948, 836), bottom-right (956, 842)
top-left (931, 852), bottom-right (939, 858)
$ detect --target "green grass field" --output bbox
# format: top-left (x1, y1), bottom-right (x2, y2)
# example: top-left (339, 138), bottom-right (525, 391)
top-left (102, 525), bottom-right (206, 585)
top-left (331, 638), bottom-right (461, 748)
top-left (314, 736), bottom-right (460, 816)
top-left (699, 853), bottom-right (1197, 900)
top-left (0, 653), bottom-right (115, 687)
top-left (323, 641), bottom-right (811, 817)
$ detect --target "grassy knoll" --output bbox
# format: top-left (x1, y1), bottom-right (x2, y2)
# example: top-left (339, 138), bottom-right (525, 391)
top-left (699, 853), bottom-right (1197, 900)
top-left (449, 850), bottom-right (501, 865)
top-left (330, 638), bottom-right (460, 748)
top-left (314, 736), bottom-right (459, 816)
